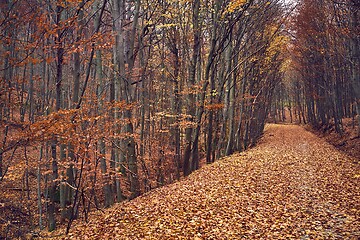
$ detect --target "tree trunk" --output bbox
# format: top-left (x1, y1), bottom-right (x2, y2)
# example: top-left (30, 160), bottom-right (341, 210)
top-left (225, 39), bottom-right (235, 156)
top-left (112, 0), bottom-right (140, 199)
top-left (183, 0), bottom-right (201, 176)
top-left (48, 3), bottom-right (64, 231)
top-left (350, 1), bottom-right (360, 136)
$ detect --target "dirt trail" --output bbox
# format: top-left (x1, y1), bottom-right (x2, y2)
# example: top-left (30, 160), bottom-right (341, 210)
top-left (61, 124), bottom-right (359, 239)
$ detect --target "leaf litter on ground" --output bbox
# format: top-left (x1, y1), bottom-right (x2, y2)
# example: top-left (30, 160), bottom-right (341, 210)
top-left (55, 124), bottom-right (359, 239)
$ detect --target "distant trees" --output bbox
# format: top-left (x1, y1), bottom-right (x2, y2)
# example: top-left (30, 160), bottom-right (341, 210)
top-left (289, 0), bottom-right (359, 135)
top-left (0, 0), bottom-right (289, 236)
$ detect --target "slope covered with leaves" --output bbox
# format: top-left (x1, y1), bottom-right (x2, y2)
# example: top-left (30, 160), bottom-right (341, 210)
top-left (58, 124), bottom-right (359, 239)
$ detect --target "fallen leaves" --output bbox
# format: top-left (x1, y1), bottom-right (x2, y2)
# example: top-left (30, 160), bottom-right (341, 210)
top-left (58, 124), bottom-right (359, 239)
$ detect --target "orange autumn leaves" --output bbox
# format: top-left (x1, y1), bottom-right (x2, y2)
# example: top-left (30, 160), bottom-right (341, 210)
top-left (57, 125), bottom-right (359, 239)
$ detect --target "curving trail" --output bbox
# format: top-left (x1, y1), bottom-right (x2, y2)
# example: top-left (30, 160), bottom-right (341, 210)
top-left (63, 124), bottom-right (360, 239)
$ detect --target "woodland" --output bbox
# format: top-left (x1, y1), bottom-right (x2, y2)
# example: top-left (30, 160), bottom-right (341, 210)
top-left (0, 0), bottom-right (359, 239)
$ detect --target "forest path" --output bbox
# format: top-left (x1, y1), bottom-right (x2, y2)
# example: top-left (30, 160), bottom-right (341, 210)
top-left (63, 124), bottom-right (359, 239)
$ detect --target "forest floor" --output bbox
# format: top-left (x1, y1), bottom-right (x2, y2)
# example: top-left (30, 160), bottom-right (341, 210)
top-left (308, 118), bottom-right (360, 164)
top-left (51, 124), bottom-right (359, 239)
